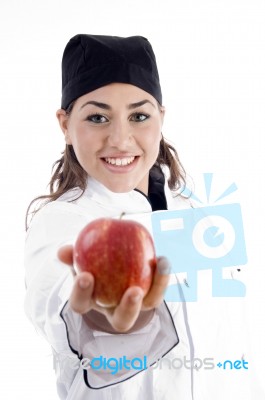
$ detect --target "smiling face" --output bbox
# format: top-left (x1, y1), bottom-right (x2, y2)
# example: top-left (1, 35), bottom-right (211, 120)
top-left (57, 83), bottom-right (165, 194)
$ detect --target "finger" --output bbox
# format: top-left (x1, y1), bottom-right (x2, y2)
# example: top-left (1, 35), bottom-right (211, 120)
top-left (142, 256), bottom-right (171, 309)
top-left (58, 245), bottom-right (74, 266)
top-left (69, 272), bottom-right (95, 314)
top-left (107, 286), bottom-right (144, 332)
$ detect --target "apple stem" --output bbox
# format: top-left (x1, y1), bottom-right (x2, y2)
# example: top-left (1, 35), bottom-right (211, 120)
top-left (120, 212), bottom-right (125, 220)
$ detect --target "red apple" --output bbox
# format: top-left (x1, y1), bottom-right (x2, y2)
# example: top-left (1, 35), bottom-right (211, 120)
top-left (74, 217), bottom-right (156, 307)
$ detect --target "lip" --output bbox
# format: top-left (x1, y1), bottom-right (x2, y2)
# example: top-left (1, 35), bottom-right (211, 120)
top-left (100, 155), bottom-right (139, 173)
top-left (100, 153), bottom-right (137, 158)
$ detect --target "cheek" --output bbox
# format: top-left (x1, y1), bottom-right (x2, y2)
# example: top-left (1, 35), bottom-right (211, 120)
top-left (68, 135), bottom-right (92, 168)
top-left (143, 128), bottom-right (161, 157)
top-left (70, 129), bottom-right (96, 154)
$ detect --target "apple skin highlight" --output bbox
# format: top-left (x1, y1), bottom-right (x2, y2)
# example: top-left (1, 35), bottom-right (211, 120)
top-left (74, 218), bottom-right (156, 307)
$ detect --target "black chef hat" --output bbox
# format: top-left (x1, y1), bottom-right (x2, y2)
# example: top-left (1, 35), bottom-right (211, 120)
top-left (61, 34), bottom-right (162, 110)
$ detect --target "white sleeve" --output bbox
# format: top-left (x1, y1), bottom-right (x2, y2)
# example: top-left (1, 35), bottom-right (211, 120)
top-left (24, 202), bottom-right (89, 350)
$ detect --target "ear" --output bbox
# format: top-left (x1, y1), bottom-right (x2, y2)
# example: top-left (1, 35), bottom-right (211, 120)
top-left (56, 109), bottom-right (72, 145)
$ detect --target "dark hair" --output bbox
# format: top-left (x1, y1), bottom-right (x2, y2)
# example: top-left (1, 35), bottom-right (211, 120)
top-left (25, 102), bottom-right (186, 229)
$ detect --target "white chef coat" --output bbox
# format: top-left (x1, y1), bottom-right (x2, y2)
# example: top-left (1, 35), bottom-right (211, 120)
top-left (24, 174), bottom-right (260, 400)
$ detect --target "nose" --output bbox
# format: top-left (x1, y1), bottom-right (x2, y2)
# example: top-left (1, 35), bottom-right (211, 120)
top-left (107, 120), bottom-right (132, 148)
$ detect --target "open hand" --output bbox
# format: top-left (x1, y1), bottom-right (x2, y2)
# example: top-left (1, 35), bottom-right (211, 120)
top-left (58, 245), bottom-right (170, 333)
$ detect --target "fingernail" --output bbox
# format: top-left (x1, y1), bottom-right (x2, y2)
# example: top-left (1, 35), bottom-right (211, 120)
top-left (157, 257), bottom-right (171, 275)
top-left (79, 278), bottom-right (90, 289)
top-left (130, 290), bottom-right (143, 304)
top-left (130, 294), bottom-right (141, 304)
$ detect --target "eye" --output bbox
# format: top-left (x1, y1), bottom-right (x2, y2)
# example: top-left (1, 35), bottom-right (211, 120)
top-left (130, 113), bottom-right (150, 122)
top-left (86, 114), bottom-right (108, 124)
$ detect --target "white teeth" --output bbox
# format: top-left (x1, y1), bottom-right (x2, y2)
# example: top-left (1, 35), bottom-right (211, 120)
top-left (104, 157), bottom-right (135, 166)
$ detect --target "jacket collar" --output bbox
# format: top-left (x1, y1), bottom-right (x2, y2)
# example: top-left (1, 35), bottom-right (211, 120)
top-left (83, 176), bottom-right (153, 215)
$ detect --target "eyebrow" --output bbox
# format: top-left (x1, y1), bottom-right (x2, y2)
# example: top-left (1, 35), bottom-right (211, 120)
top-left (79, 99), bottom-right (155, 111)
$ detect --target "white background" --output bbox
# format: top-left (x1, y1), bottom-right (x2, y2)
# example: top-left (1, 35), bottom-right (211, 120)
top-left (0, 0), bottom-right (264, 398)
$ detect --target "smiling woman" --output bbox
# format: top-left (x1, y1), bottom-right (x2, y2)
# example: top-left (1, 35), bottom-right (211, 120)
top-left (56, 83), bottom-right (165, 194)
top-left (25, 35), bottom-right (185, 222)
top-left (24, 33), bottom-right (254, 400)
